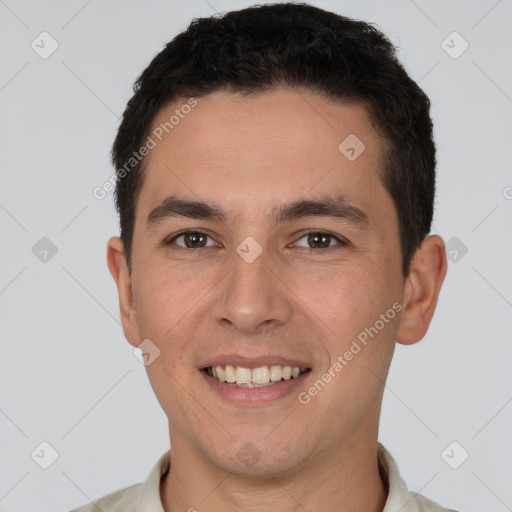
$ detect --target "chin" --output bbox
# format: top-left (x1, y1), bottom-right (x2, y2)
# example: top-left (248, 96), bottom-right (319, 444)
top-left (204, 435), bottom-right (307, 477)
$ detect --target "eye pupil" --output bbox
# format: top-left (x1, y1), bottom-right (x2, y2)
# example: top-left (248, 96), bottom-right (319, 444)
top-left (308, 233), bottom-right (330, 249)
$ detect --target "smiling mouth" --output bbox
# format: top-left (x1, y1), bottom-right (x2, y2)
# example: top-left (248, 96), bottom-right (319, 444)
top-left (203, 364), bottom-right (311, 388)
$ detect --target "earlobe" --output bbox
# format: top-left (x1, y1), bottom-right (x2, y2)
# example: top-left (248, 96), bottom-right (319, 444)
top-left (106, 236), bottom-right (139, 347)
top-left (396, 235), bottom-right (448, 345)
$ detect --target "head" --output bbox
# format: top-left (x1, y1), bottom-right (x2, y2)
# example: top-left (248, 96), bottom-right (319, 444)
top-left (107, 3), bottom-right (446, 476)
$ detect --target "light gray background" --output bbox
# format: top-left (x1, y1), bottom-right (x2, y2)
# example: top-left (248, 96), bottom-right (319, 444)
top-left (1, 1), bottom-right (511, 511)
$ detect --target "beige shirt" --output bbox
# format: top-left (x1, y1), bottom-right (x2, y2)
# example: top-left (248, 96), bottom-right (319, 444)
top-left (70, 444), bottom-right (458, 512)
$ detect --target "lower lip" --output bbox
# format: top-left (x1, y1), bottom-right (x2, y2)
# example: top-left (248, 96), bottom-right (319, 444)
top-left (201, 370), bottom-right (310, 405)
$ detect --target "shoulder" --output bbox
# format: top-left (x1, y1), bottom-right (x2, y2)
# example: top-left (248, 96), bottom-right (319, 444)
top-left (69, 482), bottom-right (141, 512)
top-left (68, 449), bottom-right (170, 512)
top-left (413, 493), bottom-right (460, 511)
top-left (378, 444), bottom-right (460, 512)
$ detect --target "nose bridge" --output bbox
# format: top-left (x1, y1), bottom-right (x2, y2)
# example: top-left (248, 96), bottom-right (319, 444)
top-left (214, 242), bottom-right (292, 334)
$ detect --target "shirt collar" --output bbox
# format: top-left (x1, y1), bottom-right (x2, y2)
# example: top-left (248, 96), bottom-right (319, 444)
top-left (378, 443), bottom-right (429, 511)
top-left (136, 449), bottom-right (170, 512)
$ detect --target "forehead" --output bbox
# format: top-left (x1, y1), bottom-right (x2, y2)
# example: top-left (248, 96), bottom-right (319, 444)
top-left (137, 89), bottom-right (391, 223)
top-left (149, 89), bottom-right (378, 160)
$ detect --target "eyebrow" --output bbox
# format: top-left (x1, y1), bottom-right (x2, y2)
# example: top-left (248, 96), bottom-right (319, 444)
top-left (146, 194), bottom-right (369, 229)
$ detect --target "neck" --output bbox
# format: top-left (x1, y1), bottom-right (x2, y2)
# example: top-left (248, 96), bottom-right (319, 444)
top-left (160, 430), bottom-right (388, 512)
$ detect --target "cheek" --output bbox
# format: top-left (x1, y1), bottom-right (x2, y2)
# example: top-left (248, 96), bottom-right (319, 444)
top-left (294, 263), bottom-right (395, 340)
top-left (135, 271), bottom-right (202, 423)
top-left (297, 266), bottom-right (399, 426)
top-left (291, 260), bottom-right (402, 407)
top-left (133, 267), bottom-right (194, 333)
top-left (131, 269), bottom-right (204, 386)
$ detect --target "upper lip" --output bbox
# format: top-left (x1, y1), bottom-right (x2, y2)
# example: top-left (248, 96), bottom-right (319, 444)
top-left (200, 354), bottom-right (311, 370)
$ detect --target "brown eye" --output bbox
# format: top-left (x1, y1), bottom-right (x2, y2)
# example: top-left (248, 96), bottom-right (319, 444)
top-left (307, 233), bottom-right (331, 249)
top-left (168, 231), bottom-right (216, 249)
top-left (293, 231), bottom-right (349, 251)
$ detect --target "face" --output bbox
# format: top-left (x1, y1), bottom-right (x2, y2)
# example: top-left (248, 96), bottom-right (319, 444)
top-left (114, 90), bottom-right (410, 475)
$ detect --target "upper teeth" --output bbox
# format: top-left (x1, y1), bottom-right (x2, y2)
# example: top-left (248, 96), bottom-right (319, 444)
top-left (207, 365), bottom-right (307, 387)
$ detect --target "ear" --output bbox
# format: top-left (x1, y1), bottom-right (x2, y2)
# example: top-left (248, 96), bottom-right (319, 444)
top-left (396, 235), bottom-right (447, 345)
top-left (107, 236), bottom-right (139, 348)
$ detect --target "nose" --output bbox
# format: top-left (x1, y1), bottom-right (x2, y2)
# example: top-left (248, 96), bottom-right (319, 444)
top-left (212, 247), bottom-right (293, 335)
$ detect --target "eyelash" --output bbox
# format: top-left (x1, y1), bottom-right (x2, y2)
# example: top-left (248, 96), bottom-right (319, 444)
top-left (164, 230), bottom-right (350, 253)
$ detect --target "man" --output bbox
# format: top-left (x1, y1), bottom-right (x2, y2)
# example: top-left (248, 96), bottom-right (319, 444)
top-left (73, 3), bottom-right (457, 511)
